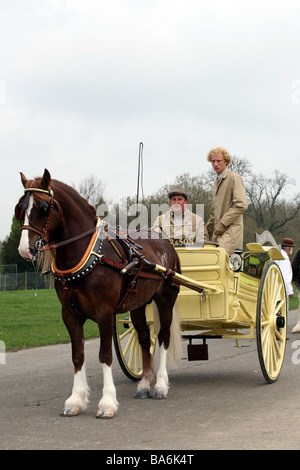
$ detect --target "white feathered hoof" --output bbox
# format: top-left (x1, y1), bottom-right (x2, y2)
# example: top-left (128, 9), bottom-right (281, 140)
top-left (96, 406), bottom-right (116, 419)
top-left (153, 387), bottom-right (168, 399)
top-left (60, 404), bottom-right (81, 417)
top-left (292, 322), bottom-right (300, 333)
top-left (135, 388), bottom-right (151, 399)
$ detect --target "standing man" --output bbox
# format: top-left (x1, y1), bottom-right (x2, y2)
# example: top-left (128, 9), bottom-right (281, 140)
top-left (205, 147), bottom-right (248, 255)
top-left (153, 187), bottom-right (204, 246)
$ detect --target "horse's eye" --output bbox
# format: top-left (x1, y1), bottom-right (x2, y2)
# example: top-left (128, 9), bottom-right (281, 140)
top-left (39, 200), bottom-right (50, 217)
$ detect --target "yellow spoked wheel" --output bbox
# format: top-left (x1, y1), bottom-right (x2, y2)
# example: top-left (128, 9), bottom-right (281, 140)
top-left (256, 261), bottom-right (287, 383)
top-left (113, 313), bottom-right (156, 381)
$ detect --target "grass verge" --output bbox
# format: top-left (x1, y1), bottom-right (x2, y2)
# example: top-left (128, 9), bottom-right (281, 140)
top-left (0, 289), bottom-right (99, 350)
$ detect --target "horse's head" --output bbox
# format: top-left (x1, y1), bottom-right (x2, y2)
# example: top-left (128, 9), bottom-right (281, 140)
top-left (15, 169), bottom-right (61, 261)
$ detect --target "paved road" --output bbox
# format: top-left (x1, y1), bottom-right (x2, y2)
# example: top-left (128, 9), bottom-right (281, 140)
top-left (1, 310), bottom-right (300, 451)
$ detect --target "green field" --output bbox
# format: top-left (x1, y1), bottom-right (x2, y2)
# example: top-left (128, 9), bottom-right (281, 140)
top-left (290, 291), bottom-right (298, 311)
top-left (0, 289), bottom-right (99, 350)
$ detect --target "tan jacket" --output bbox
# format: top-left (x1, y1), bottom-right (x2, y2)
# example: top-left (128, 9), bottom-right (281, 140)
top-left (153, 209), bottom-right (204, 246)
top-left (205, 169), bottom-right (248, 255)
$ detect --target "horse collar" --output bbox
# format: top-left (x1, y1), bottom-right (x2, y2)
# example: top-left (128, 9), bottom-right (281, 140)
top-left (52, 219), bottom-right (103, 282)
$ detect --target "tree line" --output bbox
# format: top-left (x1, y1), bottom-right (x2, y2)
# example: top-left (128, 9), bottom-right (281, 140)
top-left (1, 156), bottom-right (300, 272)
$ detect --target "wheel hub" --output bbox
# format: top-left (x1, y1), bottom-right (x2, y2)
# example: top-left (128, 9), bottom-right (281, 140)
top-left (275, 315), bottom-right (285, 329)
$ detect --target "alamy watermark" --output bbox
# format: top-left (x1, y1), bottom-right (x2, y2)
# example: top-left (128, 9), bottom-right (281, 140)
top-left (95, 202), bottom-right (205, 242)
top-left (291, 340), bottom-right (300, 365)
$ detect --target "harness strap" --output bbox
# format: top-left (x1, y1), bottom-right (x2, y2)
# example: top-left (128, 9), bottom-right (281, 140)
top-left (21, 225), bottom-right (46, 237)
top-left (114, 262), bottom-right (145, 313)
top-left (24, 187), bottom-right (54, 197)
top-left (98, 255), bottom-right (127, 271)
top-left (98, 256), bottom-right (165, 281)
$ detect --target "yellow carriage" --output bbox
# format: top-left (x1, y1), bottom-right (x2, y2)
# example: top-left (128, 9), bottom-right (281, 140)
top-left (113, 236), bottom-right (287, 384)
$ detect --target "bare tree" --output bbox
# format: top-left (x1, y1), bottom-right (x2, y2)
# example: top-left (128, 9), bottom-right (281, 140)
top-left (245, 170), bottom-right (300, 237)
top-left (73, 175), bottom-right (106, 208)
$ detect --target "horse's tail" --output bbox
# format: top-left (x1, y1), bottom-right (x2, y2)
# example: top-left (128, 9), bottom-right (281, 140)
top-left (167, 303), bottom-right (182, 369)
top-left (153, 302), bottom-right (182, 370)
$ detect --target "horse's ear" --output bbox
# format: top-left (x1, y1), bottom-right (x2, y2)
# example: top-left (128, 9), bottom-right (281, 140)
top-left (42, 169), bottom-right (51, 190)
top-left (20, 172), bottom-right (27, 188)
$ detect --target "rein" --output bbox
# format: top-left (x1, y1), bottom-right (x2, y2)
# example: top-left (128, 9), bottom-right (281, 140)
top-left (40, 226), bottom-right (98, 251)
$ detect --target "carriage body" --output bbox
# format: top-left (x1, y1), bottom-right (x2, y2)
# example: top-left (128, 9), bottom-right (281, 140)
top-left (172, 245), bottom-right (258, 338)
top-left (114, 241), bottom-right (287, 383)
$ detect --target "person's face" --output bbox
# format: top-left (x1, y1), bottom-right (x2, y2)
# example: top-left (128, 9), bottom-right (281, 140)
top-left (210, 152), bottom-right (228, 175)
top-left (170, 195), bottom-right (187, 214)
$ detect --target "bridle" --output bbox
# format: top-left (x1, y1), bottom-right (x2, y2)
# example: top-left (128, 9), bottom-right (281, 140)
top-left (18, 185), bottom-right (99, 253)
top-left (19, 186), bottom-right (55, 242)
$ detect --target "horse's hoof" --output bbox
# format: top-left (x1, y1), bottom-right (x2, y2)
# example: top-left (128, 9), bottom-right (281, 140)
top-left (135, 388), bottom-right (151, 399)
top-left (60, 405), bottom-right (80, 417)
top-left (153, 388), bottom-right (167, 400)
top-left (96, 408), bottom-right (115, 419)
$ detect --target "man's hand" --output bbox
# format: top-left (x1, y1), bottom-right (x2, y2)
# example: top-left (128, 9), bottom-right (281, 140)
top-left (214, 222), bottom-right (226, 236)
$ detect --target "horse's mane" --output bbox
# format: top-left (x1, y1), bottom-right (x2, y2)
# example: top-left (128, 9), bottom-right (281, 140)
top-left (51, 179), bottom-right (97, 216)
top-left (37, 250), bottom-right (54, 274)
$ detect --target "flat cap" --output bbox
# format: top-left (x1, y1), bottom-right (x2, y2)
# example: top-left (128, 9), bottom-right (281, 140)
top-left (168, 187), bottom-right (188, 199)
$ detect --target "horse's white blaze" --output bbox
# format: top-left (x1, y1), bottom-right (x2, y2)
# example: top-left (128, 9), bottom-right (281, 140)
top-left (18, 195), bottom-right (34, 260)
top-left (98, 363), bottom-right (118, 415)
top-left (64, 365), bottom-right (90, 412)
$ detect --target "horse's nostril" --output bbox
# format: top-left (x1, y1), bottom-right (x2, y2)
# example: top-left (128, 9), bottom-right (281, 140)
top-left (30, 247), bottom-right (39, 259)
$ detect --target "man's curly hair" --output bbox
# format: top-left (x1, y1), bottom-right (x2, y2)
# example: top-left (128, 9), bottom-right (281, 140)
top-left (207, 147), bottom-right (231, 164)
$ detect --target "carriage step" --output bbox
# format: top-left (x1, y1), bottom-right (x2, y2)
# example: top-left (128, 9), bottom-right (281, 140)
top-left (187, 343), bottom-right (208, 361)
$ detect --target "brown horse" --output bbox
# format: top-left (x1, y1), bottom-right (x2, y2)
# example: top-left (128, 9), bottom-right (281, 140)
top-left (15, 169), bottom-right (182, 418)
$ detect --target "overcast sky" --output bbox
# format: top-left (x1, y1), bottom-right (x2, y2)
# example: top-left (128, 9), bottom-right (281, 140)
top-left (1, 0), bottom-right (300, 240)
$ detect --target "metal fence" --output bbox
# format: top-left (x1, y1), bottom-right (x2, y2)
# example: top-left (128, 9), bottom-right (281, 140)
top-left (0, 265), bottom-right (54, 291)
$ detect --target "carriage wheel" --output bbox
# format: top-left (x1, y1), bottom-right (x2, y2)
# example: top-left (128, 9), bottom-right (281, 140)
top-left (256, 261), bottom-right (287, 383)
top-left (113, 313), bottom-right (156, 381)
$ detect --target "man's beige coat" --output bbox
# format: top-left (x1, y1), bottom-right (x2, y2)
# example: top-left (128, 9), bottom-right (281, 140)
top-left (153, 209), bottom-right (204, 246)
top-left (205, 169), bottom-right (248, 255)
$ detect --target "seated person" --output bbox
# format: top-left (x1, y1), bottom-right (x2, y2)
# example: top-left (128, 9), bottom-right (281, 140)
top-left (152, 187), bottom-right (204, 246)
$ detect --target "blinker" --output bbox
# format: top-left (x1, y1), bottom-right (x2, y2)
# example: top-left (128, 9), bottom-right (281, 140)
top-left (39, 200), bottom-right (50, 217)
top-left (22, 192), bottom-right (30, 212)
